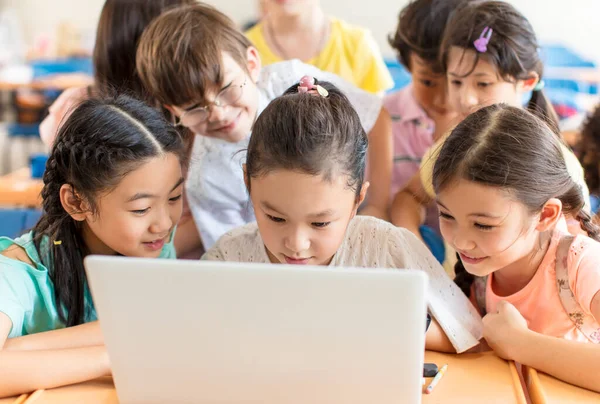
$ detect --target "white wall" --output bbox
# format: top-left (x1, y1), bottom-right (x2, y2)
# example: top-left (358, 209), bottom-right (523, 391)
top-left (4, 0), bottom-right (600, 64)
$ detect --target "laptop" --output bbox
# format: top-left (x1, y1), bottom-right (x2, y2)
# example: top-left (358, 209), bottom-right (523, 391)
top-left (85, 256), bottom-right (428, 404)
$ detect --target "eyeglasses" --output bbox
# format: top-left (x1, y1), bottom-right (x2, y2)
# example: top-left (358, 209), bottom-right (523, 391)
top-left (174, 78), bottom-right (247, 128)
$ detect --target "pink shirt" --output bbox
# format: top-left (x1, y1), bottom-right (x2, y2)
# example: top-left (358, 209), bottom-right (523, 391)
top-left (384, 85), bottom-right (438, 231)
top-left (384, 84), bottom-right (435, 197)
top-left (486, 227), bottom-right (600, 342)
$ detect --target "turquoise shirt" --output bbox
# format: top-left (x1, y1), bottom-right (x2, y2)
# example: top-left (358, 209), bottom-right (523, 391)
top-left (0, 231), bottom-right (176, 338)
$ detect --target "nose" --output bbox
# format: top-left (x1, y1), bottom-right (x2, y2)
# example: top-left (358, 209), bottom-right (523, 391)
top-left (433, 80), bottom-right (451, 112)
top-left (284, 226), bottom-right (311, 256)
top-left (150, 207), bottom-right (173, 236)
top-left (453, 229), bottom-right (477, 252)
top-left (458, 87), bottom-right (479, 117)
top-left (208, 103), bottom-right (228, 123)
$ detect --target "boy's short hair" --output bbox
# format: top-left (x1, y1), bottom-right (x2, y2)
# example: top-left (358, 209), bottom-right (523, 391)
top-left (136, 3), bottom-right (253, 107)
top-left (580, 105), bottom-right (600, 194)
top-left (388, 0), bottom-right (468, 73)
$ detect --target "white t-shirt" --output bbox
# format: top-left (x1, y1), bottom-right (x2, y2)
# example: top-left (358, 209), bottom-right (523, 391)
top-left (203, 216), bottom-right (483, 353)
top-left (186, 60), bottom-right (382, 249)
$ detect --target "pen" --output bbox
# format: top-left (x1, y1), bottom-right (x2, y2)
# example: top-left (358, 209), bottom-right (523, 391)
top-left (425, 364), bottom-right (448, 394)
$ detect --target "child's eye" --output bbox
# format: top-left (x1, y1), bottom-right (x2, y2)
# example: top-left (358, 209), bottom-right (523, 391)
top-left (312, 222), bottom-right (331, 228)
top-left (131, 208), bottom-right (150, 215)
top-left (450, 80), bottom-right (461, 86)
top-left (420, 79), bottom-right (435, 88)
top-left (267, 214), bottom-right (285, 223)
top-left (477, 82), bottom-right (492, 88)
top-left (169, 194), bottom-right (183, 203)
top-left (439, 212), bottom-right (454, 220)
top-left (475, 223), bottom-right (494, 231)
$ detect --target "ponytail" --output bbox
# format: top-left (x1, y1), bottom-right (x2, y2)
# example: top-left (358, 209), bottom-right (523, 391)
top-left (527, 87), bottom-right (560, 138)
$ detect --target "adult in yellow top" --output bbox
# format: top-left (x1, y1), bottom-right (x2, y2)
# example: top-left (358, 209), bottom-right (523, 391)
top-left (245, 0), bottom-right (393, 94)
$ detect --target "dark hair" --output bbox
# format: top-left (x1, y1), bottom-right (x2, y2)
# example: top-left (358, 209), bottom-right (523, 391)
top-left (441, 0), bottom-right (559, 132)
top-left (579, 104), bottom-right (600, 196)
top-left (389, 0), bottom-right (470, 74)
top-left (33, 95), bottom-right (186, 327)
top-left (246, 80), bottom-right (368, 198)
top-left (93, 0), bottom-right (195, 97)
top-left (432, 104), bottom-right (599, 296)
top-left (136, 3), bottom-right (253, 107)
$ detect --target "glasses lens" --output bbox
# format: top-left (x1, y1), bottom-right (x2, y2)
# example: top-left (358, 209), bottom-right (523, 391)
top-left (219, 84), bottom-right (243, 106)
top-left (181, 109), bottom-right (209, 127)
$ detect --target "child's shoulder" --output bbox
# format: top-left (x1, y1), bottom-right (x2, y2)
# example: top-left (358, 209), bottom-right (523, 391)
top-left (202, 222), bottom-right (266, 262)
top-left (0, 232), bottom-right (39, 268)
top-left (329, 17), bottom-right (371, 43)
top-left (347, 216), bottom-right (421, 247)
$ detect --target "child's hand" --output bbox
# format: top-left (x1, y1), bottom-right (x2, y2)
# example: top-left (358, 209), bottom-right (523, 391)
top-left (482, 301), bottom-right (530, 361)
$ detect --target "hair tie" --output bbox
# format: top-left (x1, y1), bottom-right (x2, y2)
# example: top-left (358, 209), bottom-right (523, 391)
top-left (473, 26), bottom-right (493, 53)
top-left (533, 79), bottom-right (545, 92)
top-left (298, 75), bottom-right (329, 97)
top-left (53, 240), bottom-right (62, 246)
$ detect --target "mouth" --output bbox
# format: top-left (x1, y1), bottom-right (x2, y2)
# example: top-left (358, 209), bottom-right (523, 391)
top-left (143, 234), bottom-right (169, 252)
top-left (211, 111), bottom-right (241, 133)
top-left (283, 255), bottom-right (312, 265)
top-left (458, 251), bottom-right (488, 265)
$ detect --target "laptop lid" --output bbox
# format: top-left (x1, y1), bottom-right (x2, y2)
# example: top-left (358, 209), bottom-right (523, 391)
top-left (85, 256), bottom-right (428, 404)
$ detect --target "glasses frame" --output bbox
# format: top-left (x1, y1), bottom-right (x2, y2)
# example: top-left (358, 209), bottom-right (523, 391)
top-left (174, 77), bottom-right (248, 127)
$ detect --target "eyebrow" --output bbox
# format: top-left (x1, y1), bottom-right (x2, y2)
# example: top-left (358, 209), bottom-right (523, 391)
top-left (436, 200), bottom-right (505, 219)
top-left (448, 71), bottom-right (493, 78)
top-left (261, 202), bottom-right (335, 218)
top-left (126, 177), bottom-right (185, 202)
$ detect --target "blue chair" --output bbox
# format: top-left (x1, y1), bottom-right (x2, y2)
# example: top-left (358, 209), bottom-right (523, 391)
top-left (385, 59), bottom-right (412, 93)
top-left (0, 208), bottom-right (43, 239)
top-left (541, 44), bottom-right (598, 95)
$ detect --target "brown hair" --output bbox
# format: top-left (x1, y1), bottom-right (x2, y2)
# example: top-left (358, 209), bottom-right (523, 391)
top-left (579, 105), bottom-right (600, 197)
top-left (246, 80), bottom-right (368, 198)
top-left (136, 2), bottom-right (253, 107)
top-left (432, 104), bottom-right (599, 297)
top-left (441, 0), bottom-right (560, 132)
top-left (389, 0), bottom-right (471, 74)
top-left (93, 0), bottom-right (194, 97)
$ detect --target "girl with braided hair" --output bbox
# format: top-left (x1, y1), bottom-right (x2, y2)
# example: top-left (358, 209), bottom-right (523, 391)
top-left (0, 94), bottom-right (186, 397)
top-left (433, 104), bottom-right (600, 392)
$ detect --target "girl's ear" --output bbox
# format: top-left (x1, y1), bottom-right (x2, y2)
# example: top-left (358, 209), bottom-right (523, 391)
top-left (60, 184), bottom-right (91, 222)
top-left (352, 182), bottom-right (370, 217)
top-left (246, 46), bottom-right (262, 83)
top-left (517, 71), bottom-right (540, 93)
top-left (535, 198), bottom-right (562, 232)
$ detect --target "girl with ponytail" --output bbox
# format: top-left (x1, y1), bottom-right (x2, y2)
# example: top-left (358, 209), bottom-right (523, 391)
top-left (0, 94), bottom-right (186, 396)
top-left (433, 103), bottom-right (600, 392)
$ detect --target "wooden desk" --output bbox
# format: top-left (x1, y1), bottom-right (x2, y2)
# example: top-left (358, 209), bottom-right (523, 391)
top-left (0, 73), bottom-right (93, 91)
top-left (0, 168), bottom-right (43, 207)
top-left (7, 352), bottom-right (526, 404)
top-left (0, 395), bottom-right (25, 404)
top-left (524, 366), bottom-right (600, 404)
top-left (422, 351), bottom-right (526, 404)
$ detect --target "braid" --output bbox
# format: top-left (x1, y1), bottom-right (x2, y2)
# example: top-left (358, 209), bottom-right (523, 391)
top-left (453, 253), bottom-right (474, 298)
top-left (34, 142), bottom-right (88, 326)
top-left (577, 210), bottom-right (600, 242)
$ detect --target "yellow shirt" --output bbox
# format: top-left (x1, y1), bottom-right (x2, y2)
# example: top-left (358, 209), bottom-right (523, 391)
top-left (246, 18), bottom-right (394, 94)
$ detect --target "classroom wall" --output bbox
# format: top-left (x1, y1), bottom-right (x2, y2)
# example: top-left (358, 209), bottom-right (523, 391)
top-left (3, 0), bottom-right (600, 64)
